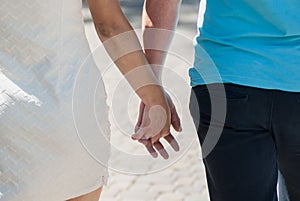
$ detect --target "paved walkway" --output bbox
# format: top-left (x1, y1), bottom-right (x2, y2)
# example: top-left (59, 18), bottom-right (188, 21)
top-left (100, 142), bottom-right (209, 201)
top-left (82, 1), bottom-right (210, 200)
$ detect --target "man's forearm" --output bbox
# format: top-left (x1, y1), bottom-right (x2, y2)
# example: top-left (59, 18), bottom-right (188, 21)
top-left (142, 0), bottom-right (182, 80)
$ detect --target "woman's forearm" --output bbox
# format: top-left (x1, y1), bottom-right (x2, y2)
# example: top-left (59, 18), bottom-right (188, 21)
top-left (87, 0), bottom-right (166, 106)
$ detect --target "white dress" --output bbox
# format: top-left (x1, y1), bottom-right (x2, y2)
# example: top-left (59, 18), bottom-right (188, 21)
top-left (0, 0), bottom-right (111, 200)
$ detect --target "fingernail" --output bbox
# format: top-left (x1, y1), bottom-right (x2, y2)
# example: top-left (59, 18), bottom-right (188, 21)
top-left (152, 152), bottom-right (158, 158)
top-left (179, 126), bottom-right (182, 132)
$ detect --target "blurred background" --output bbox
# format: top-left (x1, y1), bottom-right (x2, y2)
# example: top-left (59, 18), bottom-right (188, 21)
top-left (82, 0), bottom-right (201, 29)
top-left (82, 1), bottom-right (210, 201)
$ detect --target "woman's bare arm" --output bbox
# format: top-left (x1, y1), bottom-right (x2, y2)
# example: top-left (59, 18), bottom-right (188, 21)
top-left (86, 0), bottom-right (178, 158)
top-left (87, 0), bottom-right (165, 106)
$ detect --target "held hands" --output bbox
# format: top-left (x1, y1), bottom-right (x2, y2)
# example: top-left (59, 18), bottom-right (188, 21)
top-left (132, 93), bottom-right (182, 159)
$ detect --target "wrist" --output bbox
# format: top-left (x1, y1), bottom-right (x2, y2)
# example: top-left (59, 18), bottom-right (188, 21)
top-left (138, 85), bottom-right (167, 106)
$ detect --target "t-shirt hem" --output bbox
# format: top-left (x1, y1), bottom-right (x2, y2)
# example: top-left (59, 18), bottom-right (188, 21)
top-left (190, 76), bottom-right (300, 92)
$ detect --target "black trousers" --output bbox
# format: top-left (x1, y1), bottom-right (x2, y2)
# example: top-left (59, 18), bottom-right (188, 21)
top-left (189, 83), bottom-right (300, 201)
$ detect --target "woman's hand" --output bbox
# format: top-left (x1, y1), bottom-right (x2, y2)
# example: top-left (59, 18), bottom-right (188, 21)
top-left (133, 92), bottom-right (182, 159)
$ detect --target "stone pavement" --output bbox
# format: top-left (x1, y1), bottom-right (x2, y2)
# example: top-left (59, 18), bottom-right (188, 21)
top-left (100, 142), bottom-right (209, 201)
top-left (82, 1), bottom-right (210, 200)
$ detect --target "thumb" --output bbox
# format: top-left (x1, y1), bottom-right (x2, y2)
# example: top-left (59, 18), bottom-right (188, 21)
top-left (132, 127), bottom-right (147, 141)
top-left (135, 102), bottom-right (145, 133)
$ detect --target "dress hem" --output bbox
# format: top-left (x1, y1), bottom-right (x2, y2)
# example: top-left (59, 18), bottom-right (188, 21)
top-left (64, 174), bottom-right (108, 200)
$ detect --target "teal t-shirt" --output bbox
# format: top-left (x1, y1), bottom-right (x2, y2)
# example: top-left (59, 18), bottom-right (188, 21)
top-left (189, 0), bottom-right (300, 92)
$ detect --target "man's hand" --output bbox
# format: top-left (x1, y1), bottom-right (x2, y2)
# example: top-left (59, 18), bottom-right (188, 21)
top-left (132, 93), bottom-right (182, 159)
top-left (131, 0), bottom-right (182, 159)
